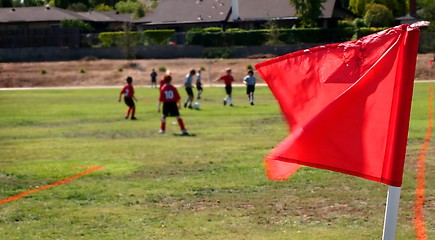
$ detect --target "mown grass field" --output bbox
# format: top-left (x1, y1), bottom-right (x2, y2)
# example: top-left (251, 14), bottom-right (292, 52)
top-left (0, 84), bottom-right (433, 239)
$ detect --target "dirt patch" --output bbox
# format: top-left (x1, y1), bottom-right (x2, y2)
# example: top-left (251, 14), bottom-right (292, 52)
top-left (0, 58), bottom-right (264, 88)
top-left (0, 54), bottom-right (433, 88)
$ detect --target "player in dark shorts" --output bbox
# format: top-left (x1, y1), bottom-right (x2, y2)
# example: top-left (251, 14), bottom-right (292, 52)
top-left (216, 68), bottom-right (234, 106)
top-left (118, 76), bottom-right (137, 120)
top-left (150, 68), bottom-right (157, 88)
top-left (158, 74), bottom-right (189, 135)
top-left (184, 69), bottom-right (196, 109)
top-left (243, 70), bottom-right (256, 105)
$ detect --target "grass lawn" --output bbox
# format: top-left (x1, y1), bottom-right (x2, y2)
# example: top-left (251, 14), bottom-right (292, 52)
top-left (0, 83), bottom-right (433, 239)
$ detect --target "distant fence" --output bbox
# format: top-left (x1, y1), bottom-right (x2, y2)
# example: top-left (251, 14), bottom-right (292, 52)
top-left (419, 31), bottom-right (435, 54)
top-left (0, 28), bottom-right (432, 62)
top-left (0, 28), bottom-right (81, 48)
top-left (0, 45), bottom-right (319, 62)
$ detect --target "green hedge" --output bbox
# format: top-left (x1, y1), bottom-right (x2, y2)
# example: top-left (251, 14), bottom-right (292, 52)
top-left (141, 29), bottom-right (176, 45)
top-left (353, 27), bottom-right (386, 39)
top-left (186, 28), bottom-right (355, 46)
top-left (98, 29), bottom-right (176, 47)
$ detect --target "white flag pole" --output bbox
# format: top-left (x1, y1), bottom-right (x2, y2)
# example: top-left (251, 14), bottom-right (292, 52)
top-left (382, 186), bottom-right (401, 240)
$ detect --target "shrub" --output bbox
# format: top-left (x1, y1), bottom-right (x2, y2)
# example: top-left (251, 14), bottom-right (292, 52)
top-left (353, 18), bottom-right (367, 28)
top-left (98, 30), bottom-right (176, 47)
top-left (158, 66), bottom-right (166, 72)
top-left (337, 20), bottom-right (355, 28)
top-left (61, 19), bottom-right (93, 31)
top-left (364, 4), bottom-right (394, 27)
top-left (203, 27), bottom-right (223, 32)
top-left (186, 28), bottom-right (354, 46)
top-left (98, 32), bottom-right (121, 47)
top-left (80, 68), bottom-right (86, 74)
top-left (115, 0), bottom-right (146, 19)
top-left (354, 27), bottom-right (387, 39)
top-left (186, 31), bottom-right (225, 46)
top-left (141, 29), bottom-right (175, 45)
top-left (94, 4), bottom-right (114, 11)
top-left (40, 69), bottom-right (47, 74)
top-left (226, 28), bottom-right (246, 32)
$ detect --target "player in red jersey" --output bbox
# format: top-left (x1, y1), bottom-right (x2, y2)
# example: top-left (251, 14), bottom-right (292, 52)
top-left (158, 74), bottom-right (189, 135)
top-left (216, 68), bottom-right (235, 106)
top-left (159, 70), bottom-right (171, 89)
top-left (118, 76), bottom-right (137, 120)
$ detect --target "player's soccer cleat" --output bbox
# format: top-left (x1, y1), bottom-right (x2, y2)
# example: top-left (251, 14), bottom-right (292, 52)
top-left (223, 100), bottom-right (227, 106)
top-left (184, 102), bottom-right (187, 108)
top-left (181, 130), bottom-right (189, 136)
top-left (250, 102), bottom-right (254, 106)
top-left (125, 116), bottom-right (129, 119)
top-left (230, 104), bottom-right (233, 107)
top-left (159, 130), bottom-right (165, 134)
top-left (131, 117), bottom-right (137, 120)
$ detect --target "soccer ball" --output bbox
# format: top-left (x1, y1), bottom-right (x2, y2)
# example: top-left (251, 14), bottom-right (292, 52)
top-left (193, 102), bottom-right (200, 110)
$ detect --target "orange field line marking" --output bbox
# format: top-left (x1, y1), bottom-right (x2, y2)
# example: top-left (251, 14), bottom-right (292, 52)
top-left (414, 85), bottom-right (432, 240)
top-left (0, 166), bottom-right (105, 205)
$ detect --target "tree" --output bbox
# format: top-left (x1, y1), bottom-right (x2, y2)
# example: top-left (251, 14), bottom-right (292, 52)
top-left (418, 0), bottom-right (435, 30)
top-left (0, 0), bottom-right (13, 7)
top-left (53, 0), bottom-right (69, 9)
top-left (289, 0), bottom-right (326, 28)
top-left (349, 0), bottom-right (407, 17)
top-left (364, 3), bottom-right (394, 27)
top-left (89, 0), bottom-right (120, 8)
top-left (68, 2), bottom-right (88, 11)
top-left (21, 0), bottom-right (45, 6)
top-left (115, 0), bottom-right (146, 19)
top-left (94, 3), bottom-right (114, 11)
top-left (373, 0), bottom-right (406, 17)
top-left (349, 0), bottom-right (368, 17)
top-left (264, 18), bottom-right (284, 45)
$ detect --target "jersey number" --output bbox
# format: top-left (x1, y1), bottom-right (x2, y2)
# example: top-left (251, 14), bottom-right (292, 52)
top-left (164, 90), bottom-right (174, 99)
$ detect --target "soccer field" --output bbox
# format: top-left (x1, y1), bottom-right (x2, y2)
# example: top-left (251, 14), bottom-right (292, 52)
top-left (0, 84), bottom-right (433, 239)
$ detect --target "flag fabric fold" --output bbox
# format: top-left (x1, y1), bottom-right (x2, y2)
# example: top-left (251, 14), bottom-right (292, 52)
top-left (255, 24), bottom-right (420, 187)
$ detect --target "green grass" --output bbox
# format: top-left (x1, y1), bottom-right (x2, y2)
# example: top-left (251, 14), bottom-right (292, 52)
top-left (0, 84), bottom-right (433, 239)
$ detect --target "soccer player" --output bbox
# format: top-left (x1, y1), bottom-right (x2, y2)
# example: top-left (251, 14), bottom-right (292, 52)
top-left (216, 68), bottom-right (234, 106)
top-left (118, 76), bottom-right (137, 120)
top-left (243, 69), bottom-right (256, 105)
top-left (196, 69), bottom-right (203, 100)
top-left (150, 68), bottom-right (157, 88)
top-left (158, 74), bottom-right (189, 135)
top-left (183, 69), bottom-right (196, 109)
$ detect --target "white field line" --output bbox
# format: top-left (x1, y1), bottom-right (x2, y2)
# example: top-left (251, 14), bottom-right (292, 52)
top-left (0, 83), bottom-right (268, 91)
top-left (0, 81), bottom-right (433, 91)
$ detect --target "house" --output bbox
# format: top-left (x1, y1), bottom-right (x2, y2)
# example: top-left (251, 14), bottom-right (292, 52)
top-left (0, 6), bottom-right (132, 48)
top-left (0, 6), bottom-right (85, 30)
top-left (0, 6), bottom-right (132, 31)
top-left (135, 0), bottom-right (232, 32)
top-left (135, 0), bottom-right (353, 31)
top-left (75, 11), bottom-right (133, 31)
top-left (0, 1), bottom-right (353, 48)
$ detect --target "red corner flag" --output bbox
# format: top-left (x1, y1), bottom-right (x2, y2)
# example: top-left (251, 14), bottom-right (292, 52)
top-left (255, 25), bottom-right (421, 187)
